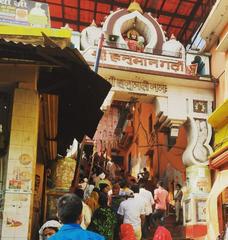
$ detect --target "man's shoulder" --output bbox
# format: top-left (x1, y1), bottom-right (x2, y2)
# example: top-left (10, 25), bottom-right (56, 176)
top-left (119, 198), bottom-right (128, 206)
top-left (86, 229), bottom-right (105, 239)
top-left (154, 188), bottom-right (158, 193)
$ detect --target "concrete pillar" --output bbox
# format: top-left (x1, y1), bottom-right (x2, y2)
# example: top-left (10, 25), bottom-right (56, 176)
top-left (183, 165), bottom-right (211, 238)
top-left (182, 100), bottom-right (213, 239)
top-left (1, 88), bottom-right (39, 240)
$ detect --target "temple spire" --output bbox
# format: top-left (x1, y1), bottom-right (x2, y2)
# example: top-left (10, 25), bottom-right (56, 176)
top-left (90, 19), bottom-right (97, 27)
top-left (127, 0), bottom-right (143, 14)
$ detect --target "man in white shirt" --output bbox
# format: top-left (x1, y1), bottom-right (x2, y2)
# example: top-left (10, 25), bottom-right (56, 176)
top-left (117, 184), bottom-right (146, 240)
top-left (139, 183), bottom-right (155, 237)
top-left (139, 183), bottom-right (155, 215)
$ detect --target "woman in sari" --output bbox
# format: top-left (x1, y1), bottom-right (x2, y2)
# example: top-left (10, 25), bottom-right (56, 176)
top-left (88, 192), bottom-right (117, 240)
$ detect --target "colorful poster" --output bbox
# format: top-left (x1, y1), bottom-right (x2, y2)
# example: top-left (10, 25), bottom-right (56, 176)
top-left (0, 0), bottom-right (50, 28)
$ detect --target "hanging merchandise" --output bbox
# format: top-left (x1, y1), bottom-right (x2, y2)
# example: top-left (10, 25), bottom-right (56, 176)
top-left (54, 157), bottom-right (76, 191)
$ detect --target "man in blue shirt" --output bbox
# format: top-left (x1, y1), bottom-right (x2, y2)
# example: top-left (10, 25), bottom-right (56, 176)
top-left (49, 193), bottom-right (104, 240)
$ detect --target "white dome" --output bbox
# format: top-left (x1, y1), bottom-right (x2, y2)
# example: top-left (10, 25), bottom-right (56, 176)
top-left (81, 25), bottom-right (102, 50)
top-left (162, 35), bottom-right (185, 58)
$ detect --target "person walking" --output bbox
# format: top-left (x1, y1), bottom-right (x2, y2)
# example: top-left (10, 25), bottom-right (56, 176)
top-left (174, 184), bottom-right (183, 224)
top-left (139, 182), bottom-right (155, 238)
top-left (49, 193), bottom-right (104, 240)
top-left (151, 181), bottom-right (169, 225)
top-left (88, 193), bottom-right (117, 240)
top-left (117, 184), bottom-right (146, 240)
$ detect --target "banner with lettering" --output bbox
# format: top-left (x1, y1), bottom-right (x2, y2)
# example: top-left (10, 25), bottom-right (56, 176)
top-left (83, 46), bottom-right (186, 76)
top-left (0, 0), bottom-right (50, 28)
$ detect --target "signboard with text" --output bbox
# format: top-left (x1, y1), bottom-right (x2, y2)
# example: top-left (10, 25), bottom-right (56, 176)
top-left (83, 46), bottom-right (186, 76)
top-left (0, 0), bottom-right (50, 28)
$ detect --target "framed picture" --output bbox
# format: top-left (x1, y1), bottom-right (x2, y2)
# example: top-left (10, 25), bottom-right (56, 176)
top-left (45, 191), bottom-right (64, 221)
top-left (185, 199), bottom-right (191, 223)
top-left (196, 199), bottom-right (207, 222)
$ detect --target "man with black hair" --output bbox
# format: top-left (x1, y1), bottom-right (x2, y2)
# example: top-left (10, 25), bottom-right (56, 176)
top-left (138, 168), bottom-right (150, 182)
top-left (117, 184), bottom-right (146, 240)
top-left (49, 193), bottom-right (104, 240)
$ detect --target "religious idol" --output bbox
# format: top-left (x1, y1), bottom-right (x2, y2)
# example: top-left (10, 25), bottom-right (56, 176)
top-left (125, 29), bottom-right (145, 52)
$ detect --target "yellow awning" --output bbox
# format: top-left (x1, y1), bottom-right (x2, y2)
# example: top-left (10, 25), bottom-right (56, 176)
top-left (208, 99), bottom-right (228, 129)
top-left (0, 25), bottom-right (72, 39)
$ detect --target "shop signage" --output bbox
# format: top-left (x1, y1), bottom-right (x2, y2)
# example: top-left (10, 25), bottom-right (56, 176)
top-left (83, 47), bottom-right (186, 75)
top-left (0, 0), bottom-right (50, 28)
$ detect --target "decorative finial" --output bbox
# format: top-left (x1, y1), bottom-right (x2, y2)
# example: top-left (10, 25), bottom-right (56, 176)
top-left (127, 0), bottom-right (143, 14)
top-left (90, 19), bottom-right (97, 27)
top-left (170, 34), bottom-right (176, 40)
top-left (61, 24), bottom-right (72, 30)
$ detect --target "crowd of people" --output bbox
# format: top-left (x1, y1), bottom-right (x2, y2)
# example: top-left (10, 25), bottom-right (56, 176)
top-left (39, 154), bottom-right (184, 240)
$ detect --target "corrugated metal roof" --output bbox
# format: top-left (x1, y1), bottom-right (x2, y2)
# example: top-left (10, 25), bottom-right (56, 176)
top-left (37, 0), bottom-right (216, 45)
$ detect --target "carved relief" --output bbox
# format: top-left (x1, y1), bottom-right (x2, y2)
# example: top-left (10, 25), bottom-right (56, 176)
top-left (193, 119), bottom-right (211, 163)
top-left (183, 117), bottom-right (212, 166)
top-left (193, 100), bottom-right (208, 114)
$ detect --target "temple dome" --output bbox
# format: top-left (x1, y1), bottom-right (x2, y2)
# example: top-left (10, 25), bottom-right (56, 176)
top-left (162, 34), bottom-right (185, 58)
top-left (81, 20), bottom-right (102, 50)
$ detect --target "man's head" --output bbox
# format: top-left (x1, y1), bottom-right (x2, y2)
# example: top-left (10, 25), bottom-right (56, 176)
top-left (99, 183), bottom-right (110, 193)
top-left (143, 167), bottom-right (147, 172)
top-left (39, 220), bottom-right (61, 239)
top-left (131, 184), bottom-right (139, 193)
top-left (43, 227), bottom-right (58, 239)
top-left (74, 188), bottom-right (84, 200)
top-left (57, 194), bottom-right (82, 224)
top-left (157, 180), bottom-right (164, 188)
top-left (176, 183), bottom-right (182, 190)
top-left (112, 183), bottom-right (120, 195)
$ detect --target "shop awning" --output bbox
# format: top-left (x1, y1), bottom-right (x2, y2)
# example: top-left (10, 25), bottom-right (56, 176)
top-left (0, 37), bottom-right (112, 155)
